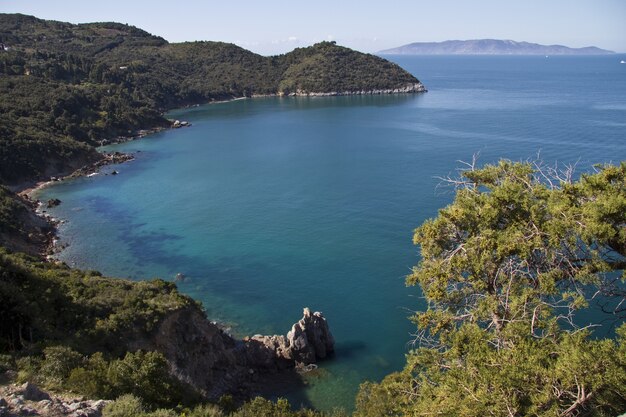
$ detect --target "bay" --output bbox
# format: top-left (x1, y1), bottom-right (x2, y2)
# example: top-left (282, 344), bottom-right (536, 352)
top-left (36, 55), bottom-right (626, 411)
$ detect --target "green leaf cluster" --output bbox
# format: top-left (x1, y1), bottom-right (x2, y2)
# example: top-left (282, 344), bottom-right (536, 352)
top-left (356, 161), bottom-right (626, 417)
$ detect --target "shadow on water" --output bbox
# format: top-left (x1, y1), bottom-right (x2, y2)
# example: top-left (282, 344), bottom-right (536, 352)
top-left (331, 340), bottom-right (368, 361)
top-left (252, 341), bottom-right (369, 412)
top-left (253, 369), bottom-right (316, 411)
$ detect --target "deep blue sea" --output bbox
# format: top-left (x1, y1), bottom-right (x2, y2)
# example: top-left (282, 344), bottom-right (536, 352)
top-left (36, 55), bottom-right (626, 411)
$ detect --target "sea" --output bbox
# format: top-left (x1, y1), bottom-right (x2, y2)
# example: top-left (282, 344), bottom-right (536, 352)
top-left (36, 55), bottom-right (626, 411)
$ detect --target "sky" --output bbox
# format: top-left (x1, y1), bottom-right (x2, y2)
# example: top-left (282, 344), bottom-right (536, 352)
top-left (1, 0), bottom-right (625, 55)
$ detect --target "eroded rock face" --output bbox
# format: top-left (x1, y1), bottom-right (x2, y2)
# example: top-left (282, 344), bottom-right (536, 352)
top-left (134, 306), bottom-right (334, 401)
top-left (130, 306), bottom-right (251, 399)
top-left (286, 308), bottom-right (335, 365)
top-left (21, 382), bottom-right (51, 401)
top-left (247, 308), bottom-right (335, 367)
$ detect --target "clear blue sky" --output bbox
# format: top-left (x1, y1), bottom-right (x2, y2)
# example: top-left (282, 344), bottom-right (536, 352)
top-left (2, 0), bottom-right (625, 54)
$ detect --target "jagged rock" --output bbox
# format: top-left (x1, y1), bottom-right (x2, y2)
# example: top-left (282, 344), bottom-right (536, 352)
top-left (244, 307), bottom-right (335, 368)
top-left (9, 396), bottom-right (23, 406)
top-left (92, 400), bottom-right (106, 410)
top-left (286, 307), bottom-right (335, 365)
top-left (246, 334), bottom-right (292, 369)
top-left (46, 198), bottom-right (61, 208)
top-left (20, 382), bottom-right (50, 401)
top-left (38, 399), bottom-right (52, 408)
top-left (126, 305), bottom-right (333, 400)
top-left (20, 406), bottom-right (37, 415)
top-left (67, 401), bottom-right (84, 412)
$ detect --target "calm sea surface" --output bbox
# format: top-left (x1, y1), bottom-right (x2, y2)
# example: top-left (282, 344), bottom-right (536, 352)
top-left (37, 55), bottom-right (626, 410)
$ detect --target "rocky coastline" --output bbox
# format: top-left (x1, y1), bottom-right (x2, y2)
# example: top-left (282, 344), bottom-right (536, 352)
top-left (142, 307), bottom-right (334, 400)
top-left (287, 82), bottom-right (427, 96)
top-left (250, 82), bottom-right (427, 98)
top-left (2, 89), bottom-right (420, 405)
top-left (0, 307), bottom-right (334, 413)
top-left (15, 86), bottom-right (426, 258)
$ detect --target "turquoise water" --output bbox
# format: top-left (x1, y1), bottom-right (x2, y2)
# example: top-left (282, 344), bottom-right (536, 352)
top-left (37, 55), bottom-right (626, 410)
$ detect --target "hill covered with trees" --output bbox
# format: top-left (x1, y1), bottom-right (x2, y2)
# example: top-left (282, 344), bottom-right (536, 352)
top-left (0, 13), bottom-right (423, 187)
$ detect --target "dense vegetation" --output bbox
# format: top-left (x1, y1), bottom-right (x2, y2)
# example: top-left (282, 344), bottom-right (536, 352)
top-left (354, 161), bottom-right (626, 416)
top-left (0, 12), bottom-right (624, 417)
top-left (0, 248), bottom-right (194, 354)
top-left (0, 13), bottom-right (420, 186)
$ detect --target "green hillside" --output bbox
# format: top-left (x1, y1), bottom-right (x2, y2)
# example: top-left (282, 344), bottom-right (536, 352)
top-left (0, 13), bottom-right (422, 187)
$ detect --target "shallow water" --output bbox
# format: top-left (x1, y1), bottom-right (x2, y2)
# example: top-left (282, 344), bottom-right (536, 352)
top-left (37, 55), bottom-right (626, 411)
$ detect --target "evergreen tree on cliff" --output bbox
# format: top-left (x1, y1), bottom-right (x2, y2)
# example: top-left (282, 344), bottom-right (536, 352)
top-left (355, 161), bottom-right (626, 417)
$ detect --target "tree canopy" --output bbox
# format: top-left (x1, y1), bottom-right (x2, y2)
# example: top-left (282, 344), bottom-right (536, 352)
top-left (355, 160), bottom-right (626, 417)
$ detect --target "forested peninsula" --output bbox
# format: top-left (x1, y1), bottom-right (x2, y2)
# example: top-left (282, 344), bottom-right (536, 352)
top-left (1, 13), bottom-right (625, 417)
top-left (0, 13), bottom-right (424, 188)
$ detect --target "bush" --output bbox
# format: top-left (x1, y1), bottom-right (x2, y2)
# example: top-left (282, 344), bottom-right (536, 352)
top-left (103, 394), bottom-right (145, 417)
top-left (186, 404), bottom-right (224, 417)
top-left (230, 397), bottom-right (293, 417)
top-left (145, 409), bottom-right (179, 417)
top-left (0, 354), bottom-right (14, 372)
top-left (15, 355), bottom-right (41, 383)
top-left (39, 346), bottom-right (85, 387)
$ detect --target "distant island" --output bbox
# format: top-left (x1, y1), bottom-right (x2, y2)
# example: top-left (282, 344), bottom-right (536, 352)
top-left (378, 39), bottom-right (615, 55)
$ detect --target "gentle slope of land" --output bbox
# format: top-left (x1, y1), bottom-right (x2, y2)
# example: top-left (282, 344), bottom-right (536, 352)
top-left (378, 39), bottom-right (615, 55)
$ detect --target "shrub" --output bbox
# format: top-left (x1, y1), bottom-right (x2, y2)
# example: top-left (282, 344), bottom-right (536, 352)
top-left (39, 345), bottom-right (85, 387)
top-left (103, 394), bottom-right (145, 417)
top-left (186, 404), bottom-right (224, 417)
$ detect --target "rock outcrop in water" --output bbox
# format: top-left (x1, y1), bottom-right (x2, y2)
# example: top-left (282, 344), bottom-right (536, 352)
top-left (249, 307), bottom-right (335, 367)
top-left (133, 306), bottom-right (334, 400)
top-left (287, 307), bottom-right (335, 364)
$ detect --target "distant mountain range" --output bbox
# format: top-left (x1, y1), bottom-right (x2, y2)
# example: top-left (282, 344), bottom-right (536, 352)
top-left (378, 39), bottom-right (615, 55)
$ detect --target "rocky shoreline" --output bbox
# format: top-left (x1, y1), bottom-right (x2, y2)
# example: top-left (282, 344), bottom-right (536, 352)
top-left (288, 82), bottom-right (427, 96)
top-left (1, 88), bottom-right (422, 405)
top-left (250, 82), bottom-right (427, 98)
top-left (145, 307), bottom-right (334, 401)
top-left (15, 87), bottom-right (426, 258)
top-left (15, 152), bottom-right (138, 259)
top-left (0, 307), bottom-right (335, 413)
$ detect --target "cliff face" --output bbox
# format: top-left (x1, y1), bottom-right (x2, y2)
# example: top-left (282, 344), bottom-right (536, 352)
top-left (133, 306), bottom-right (334, 400)
top-left (0, 248), bottom-right (334, 401)
top-left (0, 186), bottom-right (54, 257)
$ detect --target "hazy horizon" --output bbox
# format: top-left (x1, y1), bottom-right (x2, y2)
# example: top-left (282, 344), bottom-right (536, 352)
top-left (1, 0), bottom-right (625, 55)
